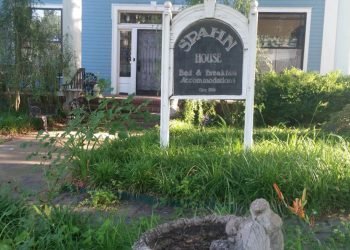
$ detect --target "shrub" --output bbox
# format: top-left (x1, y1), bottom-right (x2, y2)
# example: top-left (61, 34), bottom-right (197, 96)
top-left (323, 103), bottom-right (350, 135)
top-left (179, 100), bottom-right (245, 126)
top-left (0, 112), bottom-right (41, 134)
top-left (178, 69), bottom-right (350, 127)
top-left (255, 69), bottom-right (350, 126)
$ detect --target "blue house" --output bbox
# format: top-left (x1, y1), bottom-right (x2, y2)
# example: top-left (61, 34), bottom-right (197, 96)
top-left (9, 0), bottom-right (350, 95)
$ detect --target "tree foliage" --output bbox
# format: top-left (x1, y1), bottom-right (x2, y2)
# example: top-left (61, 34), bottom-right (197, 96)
top-left (185, 0), bottom-right (250, 16)
top-left (0, 0), bottom-right (73, 111)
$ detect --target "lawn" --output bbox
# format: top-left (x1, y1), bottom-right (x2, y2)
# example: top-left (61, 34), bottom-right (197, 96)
top-left (3, 119), bottom-right (350, 249)
top-left (71, 122), bottom-right (350, 215)
top-left (1, 186), bottom-right (350, 250)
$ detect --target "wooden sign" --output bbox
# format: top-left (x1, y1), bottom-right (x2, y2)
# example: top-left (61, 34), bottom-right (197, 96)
top-left (160, 0), bottom-right (258, 149)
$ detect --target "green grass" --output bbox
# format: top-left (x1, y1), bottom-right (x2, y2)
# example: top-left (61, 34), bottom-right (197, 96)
top-left (0, 189), bottom-right (158, 249)
top-left (72, 122), bottom-right (350, 214)
top-left (2, 188), bottom-right (350, 250)
top-left (0, 112), bottom-right (41, 135)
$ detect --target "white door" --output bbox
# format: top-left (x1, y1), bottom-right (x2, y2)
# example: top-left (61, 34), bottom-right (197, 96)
top-left (136, 29), bottom-right (162, 96)
top-left (118, 28), bottom-right (161, 95)
top-left (118, 29), bottom-right (137, 94)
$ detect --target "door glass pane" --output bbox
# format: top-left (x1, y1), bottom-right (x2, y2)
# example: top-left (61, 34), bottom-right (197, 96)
top-left (136, 30), bottom-right (162, 96)
top-left (258, 13), bottom-right (306, 72)
top-left (119, 31), bottom-right (131, 77)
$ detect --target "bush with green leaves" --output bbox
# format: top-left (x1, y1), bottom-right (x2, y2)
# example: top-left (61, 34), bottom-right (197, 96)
top-left (0, 112), bottom-right (41, 135)
top-left (0, 0), bottom-right (74, 111)
top-left (35, 96), bottom-right (153, 195)
top-left (255, 69), bottom-right (350, 126)
top-left (323, 103), bottom-right (350, 135)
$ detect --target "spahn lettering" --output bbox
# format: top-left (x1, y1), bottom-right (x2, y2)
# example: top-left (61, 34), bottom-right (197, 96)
top-left (178, 26), bottom-right (238, 52)
top-left (174, 19), bottom-right (244, 96)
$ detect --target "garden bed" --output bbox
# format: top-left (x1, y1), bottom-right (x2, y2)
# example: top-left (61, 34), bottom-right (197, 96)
top-left (67, 123), bottom-right (350, 215)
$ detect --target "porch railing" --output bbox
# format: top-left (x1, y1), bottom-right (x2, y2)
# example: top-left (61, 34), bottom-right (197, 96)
top-left (62, 68), bottom-right (85, 90)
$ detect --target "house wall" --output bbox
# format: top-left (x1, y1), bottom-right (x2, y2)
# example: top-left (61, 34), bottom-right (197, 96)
top-left (42, 0), bottom-right (62, 4)
top-left (259, 0), bottom-right (325, 72)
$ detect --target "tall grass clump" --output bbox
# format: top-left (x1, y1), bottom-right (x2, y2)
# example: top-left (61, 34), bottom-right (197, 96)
top-left (0, 188), bottom-right (159, 249)
top-left (81, 124), bottom-right (350, 213)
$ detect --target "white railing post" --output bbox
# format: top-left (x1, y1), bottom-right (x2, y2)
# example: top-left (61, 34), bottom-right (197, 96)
top-left (244, 0), bottom-right (258, 150)
top-left (160, 1), bottom-right (172, 148)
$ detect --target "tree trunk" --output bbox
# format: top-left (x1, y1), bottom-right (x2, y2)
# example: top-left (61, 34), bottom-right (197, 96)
top-left (15, 90), bottom-right (21, 111)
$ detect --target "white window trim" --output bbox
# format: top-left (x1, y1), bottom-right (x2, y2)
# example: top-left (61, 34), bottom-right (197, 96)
top-left (321, 0), bottom-right (339, 74)
top-left (32, 3), bottom-right (63, 9)
top-left (111, 3), bottom-right (181, 95)
top-left (258, 7), bottom-right (312, 71)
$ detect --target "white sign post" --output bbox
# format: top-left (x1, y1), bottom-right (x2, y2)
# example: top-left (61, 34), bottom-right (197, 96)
top-left (244, 1), bottom-right (259, 149)
top-left (160, 1), bottom-right (172, 148)
top-left (160, 0), bottom-right (258, 149)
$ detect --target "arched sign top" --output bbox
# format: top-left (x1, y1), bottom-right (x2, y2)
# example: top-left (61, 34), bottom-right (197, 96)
top-left (175, 18), bottom-right (244, 53)
top-left (174, 19), bottom-right (244, 96)
top-left (171, 3), bottom-right (249, 49)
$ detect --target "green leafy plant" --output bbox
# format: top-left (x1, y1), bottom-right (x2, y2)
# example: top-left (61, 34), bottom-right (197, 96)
top-left (0, 0), bottom-right (74, 111)
top-left (255, 69), bottom-right (350, 126)
top-left (323, 103), bottom-right (350, 135)
top-left (0, 188), bottom-right (160, 249)
top-left (33, 96), bottom-right (151, 196)
top-left (85, 189), bottom-right (119, 209)
top-left (0, 112), bottom-right (41, 135)
top-left (180, 100), bottom-right (216, 126)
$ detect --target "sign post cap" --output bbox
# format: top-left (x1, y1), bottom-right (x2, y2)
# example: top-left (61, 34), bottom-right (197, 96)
top-left (164, 1), bottom-right (172, 9)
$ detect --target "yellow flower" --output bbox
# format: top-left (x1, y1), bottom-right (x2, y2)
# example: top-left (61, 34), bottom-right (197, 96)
top-left (288, 198), bottom-right (305, 219)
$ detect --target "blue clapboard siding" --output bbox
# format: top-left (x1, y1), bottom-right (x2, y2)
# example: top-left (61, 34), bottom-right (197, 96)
top-left (259, 0), bottom-right (325, 72)
top-left (82, 0), bottom-right (325, 80)
top-left (40, 0), bottom-right (62, 4)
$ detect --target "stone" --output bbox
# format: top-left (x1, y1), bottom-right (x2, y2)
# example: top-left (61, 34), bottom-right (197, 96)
top-left (133, 199), bottom-right (284, 250)
top-left (210, 240), bottom-right (234, 250)
top-left (225, 198), bottom-right (284, 250)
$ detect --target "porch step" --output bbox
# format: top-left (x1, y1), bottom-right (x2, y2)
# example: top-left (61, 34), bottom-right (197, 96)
top-left (128, 96), bottom-right (161, 114)
top-left (83, 95), bottom-right (161, 115)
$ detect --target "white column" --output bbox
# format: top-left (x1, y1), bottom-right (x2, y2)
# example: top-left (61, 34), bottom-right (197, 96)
top-left (335, 0), bottom-right (350, 75)
top-left (63, 0), bottom-right (82, 70)
top-left (320, 0), bottom-right (338, 74)
top-left (160, 1), bottom-right (172, 148)
top-left (244, 0), bottom-right (258, 150)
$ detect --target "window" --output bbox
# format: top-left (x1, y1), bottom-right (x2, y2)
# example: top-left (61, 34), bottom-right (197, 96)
top-left (32, 8), bottom-right (62, 50)
top-left (119, 12), bottom-right (162, 24)
top-left (119, 31), bottom-right (132, 77)
top-left (258, 12), bottom-right (307, 72)
top-left (31, 8), bottom-right (63, 85)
